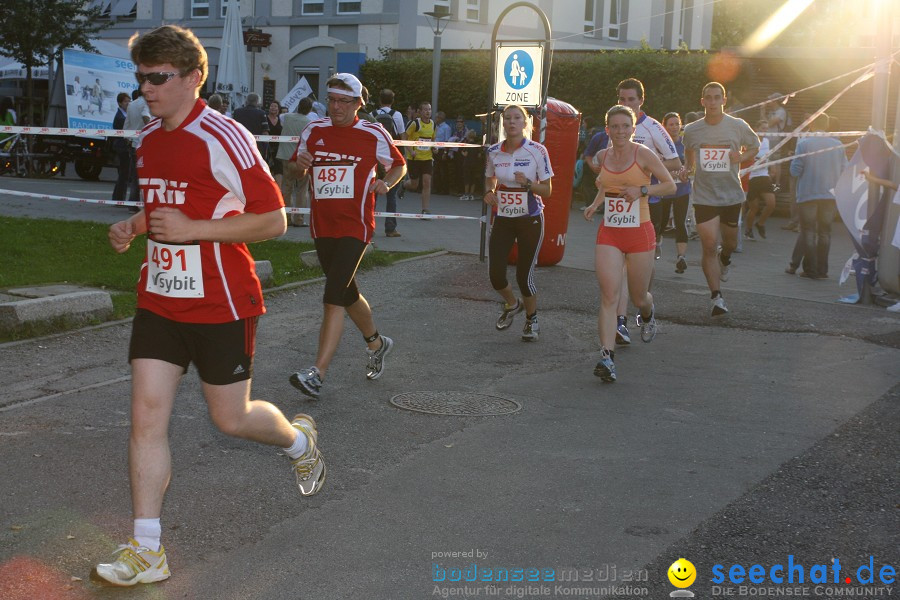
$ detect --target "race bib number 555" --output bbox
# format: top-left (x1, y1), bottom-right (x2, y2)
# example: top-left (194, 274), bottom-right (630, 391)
top-left (312, 163), bottom-right (355, 199)
top-left (146, 239), bottom-right (204, 298)
top-left (497, 189), bottom-right (528, 218)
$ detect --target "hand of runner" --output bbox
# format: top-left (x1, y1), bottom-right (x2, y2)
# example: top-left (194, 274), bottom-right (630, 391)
top-left (296, 151), bottom-right (313, 170)
top-left (149, 207), bottom-right (194, 243)
top-left (483, 190), bottom-right (497, 206)
top-left (371, 178), bottom-right (389, 195)
top-left (109, 219), bottom-right (137, 253)
top-left (513, 171), bottom-right (529, 187)
top-left (583, 187), bottom-right (604, 221)
top-left (622, 186), bottom-right (642, 202)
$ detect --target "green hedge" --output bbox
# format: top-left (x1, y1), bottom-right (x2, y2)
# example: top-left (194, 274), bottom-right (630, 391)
top-left (361, 46), bottom-right (747, 124)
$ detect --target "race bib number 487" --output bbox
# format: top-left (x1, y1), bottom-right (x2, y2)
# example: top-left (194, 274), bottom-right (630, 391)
top-left (312, 163), bottom-right (355, 199)
top-left (497, 189), bottom-right (528, 218)
top-left (146, 239), bottom-right (204, 298)
top-left (699, 146), bottom-right (731, 172)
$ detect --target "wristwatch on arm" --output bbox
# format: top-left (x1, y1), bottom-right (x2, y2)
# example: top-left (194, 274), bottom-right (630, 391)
top-left (640, 185), bottom-right (649, 197)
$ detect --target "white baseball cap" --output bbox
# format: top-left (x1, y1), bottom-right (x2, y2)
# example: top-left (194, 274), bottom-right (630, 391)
top-left (327, 73), bottom-right (363, 97)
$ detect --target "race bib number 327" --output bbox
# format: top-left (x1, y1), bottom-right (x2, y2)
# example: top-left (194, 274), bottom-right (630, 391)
top-left (146, 239), bottom-right (204, 298)
top-left (699, 146), bottom-right (731, 172)
top-left (313, 164), bottom-right (355, 199)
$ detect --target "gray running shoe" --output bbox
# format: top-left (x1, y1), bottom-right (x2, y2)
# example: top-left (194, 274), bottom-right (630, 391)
top-left (711, 295), bottom-right (729, 317)
top-left (636, 306), bottom-right (658, 343)
top-left (366, 335), bottom-right (393, 380)
top-left (675, 255), bottom-right (687, 274)
top-left (521, 316), bottom-right (539, 342)
top-left (290, 414), bottom-right (326, 496)
top-left (496, 299), bottom-right (524, 330)
top-left (593, 348), bottom-right (616, 383)
top-left (290, 366), bottom-right (323, 399)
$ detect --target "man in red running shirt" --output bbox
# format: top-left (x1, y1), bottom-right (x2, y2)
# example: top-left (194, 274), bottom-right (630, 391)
top-left (289, 73), bottom-right (406, 399)
top-left (94, 25), bottom-right (325, 587)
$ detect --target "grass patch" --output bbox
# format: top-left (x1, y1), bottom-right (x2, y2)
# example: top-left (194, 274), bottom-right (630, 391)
top-left (0, 215), bottom-right (431, 341)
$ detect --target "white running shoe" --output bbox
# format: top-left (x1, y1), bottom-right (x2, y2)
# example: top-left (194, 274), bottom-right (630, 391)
top-left (93, 539), bottom-right (170, 586)
top-left (291, 414), bottom-right (326, 496)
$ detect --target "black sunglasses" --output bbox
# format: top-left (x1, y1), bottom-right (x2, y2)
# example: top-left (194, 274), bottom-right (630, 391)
top-left (134, 71), bottom-right (180, 85)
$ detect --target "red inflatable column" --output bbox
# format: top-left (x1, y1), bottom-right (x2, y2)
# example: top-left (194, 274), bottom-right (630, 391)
top-left (508, 98), bottom-right (581, 266)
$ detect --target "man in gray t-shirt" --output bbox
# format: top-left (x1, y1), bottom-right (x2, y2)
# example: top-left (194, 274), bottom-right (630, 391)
top-left (682, 82), bottom-right (760, 317)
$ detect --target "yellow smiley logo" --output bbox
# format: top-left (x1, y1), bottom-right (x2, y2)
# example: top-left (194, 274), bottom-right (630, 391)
top-left (668, 558), bottom-right (697, 588)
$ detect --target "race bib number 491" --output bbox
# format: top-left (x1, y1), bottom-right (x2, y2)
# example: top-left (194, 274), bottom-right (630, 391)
top-left (699, 146), bottom-right (731, 172)
top-left (603, 195), bottom-right (639, 227)
top-left (146, 239), bottom-right (204, 298)
top-left (312, 163), bottom-right (355, 199)
top-left (496, 189), bottom-right (528, 218)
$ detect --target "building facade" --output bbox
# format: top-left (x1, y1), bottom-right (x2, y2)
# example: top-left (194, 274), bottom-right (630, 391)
top-left (84, 0), bottom-right (714, 105)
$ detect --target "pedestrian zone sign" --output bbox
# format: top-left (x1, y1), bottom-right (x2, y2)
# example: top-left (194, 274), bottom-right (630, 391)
top-left (493, 44), bottom-right (544, 108)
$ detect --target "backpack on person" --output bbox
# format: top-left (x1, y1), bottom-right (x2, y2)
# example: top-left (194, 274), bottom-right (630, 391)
top-left (375, 108), bottom-right (400, 140)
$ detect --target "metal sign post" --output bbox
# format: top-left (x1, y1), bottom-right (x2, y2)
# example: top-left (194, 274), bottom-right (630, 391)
top-left (479, 2), bottom-right (552, 262)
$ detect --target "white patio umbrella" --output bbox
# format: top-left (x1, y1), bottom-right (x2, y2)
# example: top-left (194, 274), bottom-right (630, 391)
top-left (215, 0), bottom-right (249, 111)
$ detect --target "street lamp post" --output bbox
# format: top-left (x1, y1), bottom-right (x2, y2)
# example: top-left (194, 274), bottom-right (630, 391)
top-left (424, 9), bottom-right (450, 115)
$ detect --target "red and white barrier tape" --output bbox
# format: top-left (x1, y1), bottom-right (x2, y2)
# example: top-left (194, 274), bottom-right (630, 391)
top-left (761, 131), bottom-right (866, 137)
top-left (0, 126), bottom-right (480, 147)
top-left (0, 188), bottom-right (483, 220)
top-left (739, 139), bottom-right (858, 176)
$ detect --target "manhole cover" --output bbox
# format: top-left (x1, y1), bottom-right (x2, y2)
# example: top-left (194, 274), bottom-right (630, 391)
top-left (390, 391), bottom-right (522, 416)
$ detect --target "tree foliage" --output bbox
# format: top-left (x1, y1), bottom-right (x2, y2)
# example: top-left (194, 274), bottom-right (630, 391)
top-left (361, 47), bottom-right (732, 124)
top-left (0, 0), bottom-right (110, 122)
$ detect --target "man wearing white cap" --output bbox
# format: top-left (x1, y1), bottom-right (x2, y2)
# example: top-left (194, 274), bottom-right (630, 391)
top-left (288, 73), bottom-right (407, 399)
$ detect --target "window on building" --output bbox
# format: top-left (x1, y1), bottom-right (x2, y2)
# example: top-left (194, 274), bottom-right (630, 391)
top-left (89, 0), bottom-right (112, 18)
top-left (432, 0), bottom-right (451, 18)
top-left (110, 0), bottom-right (137, 19)
top-left (466, 0), bottom-right (480, 22)
top-left (301, 0), bottom-right (324, 15)
top-left (191, 0), bottom-right (210, 18)
top-left (584, 0), bottom-right (597, 36)
top-left (607, 0), bottom-right (622, 40)
top-left (679, 0), bottom-right (693, 42)
top-left (337, 1), bottom-right (361, 13)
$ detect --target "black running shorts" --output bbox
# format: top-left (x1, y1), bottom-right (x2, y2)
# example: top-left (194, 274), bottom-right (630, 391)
top-left (129, 308), bottom-right (256, 385)
top-left (694, 203), bottom-right (741, 227)
top-left (408, 159), bottom-right (433, 179)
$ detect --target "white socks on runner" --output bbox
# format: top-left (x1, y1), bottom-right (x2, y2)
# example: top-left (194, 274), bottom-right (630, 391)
top-left (284, 429), bottom-right (309, 460)
top-left (134, 518), bottom-right (162, 552)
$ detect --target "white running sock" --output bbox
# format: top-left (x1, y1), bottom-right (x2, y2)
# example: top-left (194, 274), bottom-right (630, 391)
top-left (133, 518), bottom-right (161, 552)
top-left (284, 429), bottom-right (309, 460)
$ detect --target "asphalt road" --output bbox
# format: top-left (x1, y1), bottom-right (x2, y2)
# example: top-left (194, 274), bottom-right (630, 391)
top-left (0, 170), bottom-right (897, 600)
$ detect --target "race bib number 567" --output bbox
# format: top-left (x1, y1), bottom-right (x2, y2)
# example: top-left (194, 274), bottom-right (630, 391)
top-left (146, 239), bottom-right (204, 298)
top-left (603, 195), bottom-right (639, 227)
top-left (312, 163), bottom-right (355, 199)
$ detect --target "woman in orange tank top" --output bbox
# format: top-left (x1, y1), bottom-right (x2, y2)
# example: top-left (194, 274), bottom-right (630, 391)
top-left (583, 105), bottom-right (676, 382)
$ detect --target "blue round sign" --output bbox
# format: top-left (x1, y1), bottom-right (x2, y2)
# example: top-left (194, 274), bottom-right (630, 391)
top-left (503, 51), bottom-right (533, 91)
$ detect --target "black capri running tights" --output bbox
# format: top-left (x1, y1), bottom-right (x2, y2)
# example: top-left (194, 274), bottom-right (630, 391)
top-left (314, 236), bottom-right (367, 307)
top-left (650, 194), bottom-right (690, 244)
top-left (488, 213), bottom-right (544, 298)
